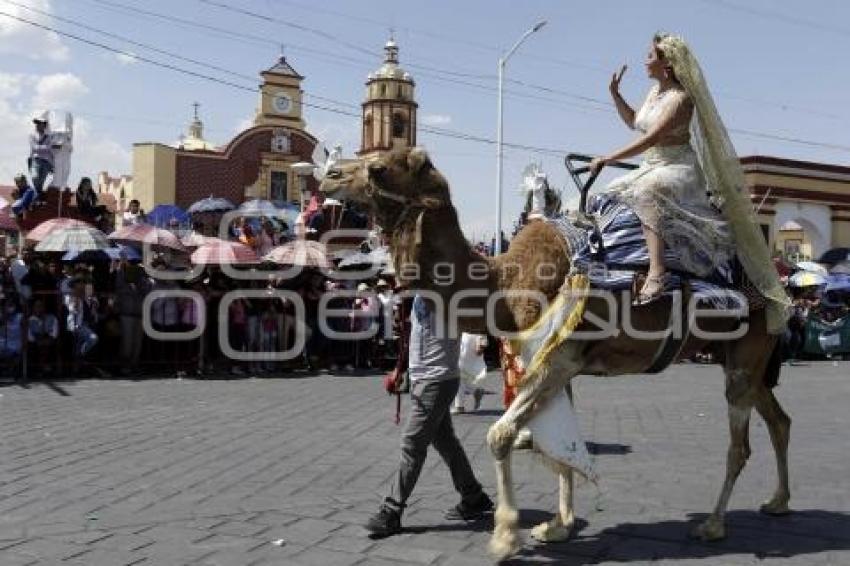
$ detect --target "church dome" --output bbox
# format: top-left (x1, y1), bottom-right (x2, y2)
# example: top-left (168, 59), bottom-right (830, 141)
top-left (369, 37), bottom-right (414, 84)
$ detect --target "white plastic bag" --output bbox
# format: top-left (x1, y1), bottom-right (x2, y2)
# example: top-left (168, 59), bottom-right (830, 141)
top-left (458, 333), bottom-right (487, 384)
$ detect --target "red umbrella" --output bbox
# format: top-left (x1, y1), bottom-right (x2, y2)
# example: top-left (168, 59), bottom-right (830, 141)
top-left (109, 224), bottom-right (186, 252)
top-left (191, 240), bottom-right (259, 265)
top-left (264, 240), bottom-right (330, 269)
top-left (26, 218), bottom-right (92, 243)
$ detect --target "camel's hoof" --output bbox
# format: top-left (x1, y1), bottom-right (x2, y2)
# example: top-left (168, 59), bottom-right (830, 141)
top-left (690, 517), bottom-right (726, 541)
top-left (488, 529), bottom-right (522, 562)
top-left (760, 496), bottom-right (791, 516)
top-left (530, 518), bottom-right (573, 542)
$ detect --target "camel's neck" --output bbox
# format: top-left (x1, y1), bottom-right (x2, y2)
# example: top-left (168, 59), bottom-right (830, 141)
top-left (388, 205), bottom-right (494, 332)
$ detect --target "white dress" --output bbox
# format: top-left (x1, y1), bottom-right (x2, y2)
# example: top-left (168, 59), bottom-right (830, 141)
top-left (605, 86), bottom-right (732, 277)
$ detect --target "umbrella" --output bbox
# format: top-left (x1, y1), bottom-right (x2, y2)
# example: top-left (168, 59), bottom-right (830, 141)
top-left (338, 246), bottom-right (389, 268)
top-left (824, 274), bottom-right (850, 293)
top-left (35, 226), bottom-right (110, 252)
top-left (829, 261), bottom-right (850, 275)
top-left (187, 195), bottom-right (236, 214)
top-left (26, 218), bottom-right (92, 243)
top-left (239, 199), bottom-right (280, 215)
top-left (145, 204), bottom-right (189, 227)
top-left (794, 261), bottom-right (828, 275)
top-left (819, 247), bottom-right (850, 265)
top-left (191, 240), bottom-right (258, 265)
top-left (62, 244), bottom-right (141, 263)
top-left (264, 240), bottom-right (330, 269)
top-left (181, 231), bottom-right (218, 248)
top-left (788, 271), bottom-right (827, 288)
top-left (109, 224), bottom-right (186, 252)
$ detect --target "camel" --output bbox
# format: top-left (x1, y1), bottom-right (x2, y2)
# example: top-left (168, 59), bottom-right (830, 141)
top-left (320, 147), bottom-right (791, 560)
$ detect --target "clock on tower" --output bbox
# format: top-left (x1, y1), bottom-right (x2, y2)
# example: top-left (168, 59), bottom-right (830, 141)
top-left (254, 55), bottom-right (305, 129)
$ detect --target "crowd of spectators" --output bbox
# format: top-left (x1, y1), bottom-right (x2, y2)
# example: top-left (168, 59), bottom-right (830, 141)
top-left (0, 249), bottom-right (407, 381)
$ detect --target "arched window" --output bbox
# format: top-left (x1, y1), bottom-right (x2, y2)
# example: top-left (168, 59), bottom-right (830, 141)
top-left (392, 113), bottom-right (406, 138)
top-left (379, 83), bottom-right (387, 97)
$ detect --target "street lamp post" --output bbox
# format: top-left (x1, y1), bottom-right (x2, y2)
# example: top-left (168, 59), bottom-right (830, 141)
top-left (495, 20), bottom-right (546, 255)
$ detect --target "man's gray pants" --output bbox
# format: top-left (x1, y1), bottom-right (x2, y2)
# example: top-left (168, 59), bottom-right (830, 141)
top-left (388, 378), bottom-right (483, 511)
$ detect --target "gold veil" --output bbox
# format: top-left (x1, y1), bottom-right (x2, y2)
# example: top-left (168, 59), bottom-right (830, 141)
top-left (656, 33), bottom-right (790, 334)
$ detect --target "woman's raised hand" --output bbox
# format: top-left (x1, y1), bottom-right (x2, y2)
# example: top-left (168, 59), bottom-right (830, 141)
top-left (609, 65), bottom-right (627, 97)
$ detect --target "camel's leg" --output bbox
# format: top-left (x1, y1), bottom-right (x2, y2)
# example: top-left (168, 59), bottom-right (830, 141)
top-left (489, 453), bottom-right (521, 560)
top-left (530, 469), bottom-right (575, 542)
top-left (487, 349), bottom-right (582, 558)
top-left (692, 367), bottom-right (754, 541)
top-left (754, 387), bottom-right (792, 515)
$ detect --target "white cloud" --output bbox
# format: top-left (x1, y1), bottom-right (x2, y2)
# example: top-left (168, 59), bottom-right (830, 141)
top-left (115, 51), bottom-right (138, 65)
top-left (0, 0), bottom-right (70, 61)
top-left (0, 71), bottom-right (130, 186)
top-left (234, 116), bottom-right (254, 134)
top-left (421, 113), bottom-right (452, 126)
top-left (32, 73), bottom-right (89, 111)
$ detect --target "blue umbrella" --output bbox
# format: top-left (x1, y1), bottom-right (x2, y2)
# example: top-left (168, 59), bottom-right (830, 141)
top-left (62, 244), bottom-right (141, 263)
top-left (825, 274), bottom-right (850, 293)
top-left (146, 204), bottom-right (189, 227)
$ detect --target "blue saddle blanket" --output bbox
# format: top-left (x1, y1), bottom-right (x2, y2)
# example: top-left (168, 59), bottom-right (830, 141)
top-left (547, 195), bottom-right (742, 309)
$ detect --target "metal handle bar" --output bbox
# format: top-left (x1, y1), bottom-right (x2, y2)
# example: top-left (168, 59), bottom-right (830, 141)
top-left (564, 153), bottom-right (638, 213)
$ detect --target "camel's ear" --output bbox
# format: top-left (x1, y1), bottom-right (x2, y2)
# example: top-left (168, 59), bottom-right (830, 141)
top-left (407, 147), bottom-right (432, 175)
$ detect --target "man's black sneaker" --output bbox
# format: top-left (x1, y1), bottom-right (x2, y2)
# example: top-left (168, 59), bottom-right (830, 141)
top-left (445, 492), bottom-right (494, 520)
top-left (365, 502), bottom-right (402, 537)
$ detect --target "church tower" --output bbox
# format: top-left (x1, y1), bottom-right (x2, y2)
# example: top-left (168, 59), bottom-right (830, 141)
top-left (255, 55), bottom-right (306, 130)
top-left (359, 37), bottom-right (417, 156)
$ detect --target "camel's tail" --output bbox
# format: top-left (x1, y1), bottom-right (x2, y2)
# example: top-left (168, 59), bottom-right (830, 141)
top-left (763, 338), bottom-right (783, 389)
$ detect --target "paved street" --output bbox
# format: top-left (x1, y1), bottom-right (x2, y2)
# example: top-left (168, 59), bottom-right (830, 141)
top-left (1, 361), bottom-right (848, 565)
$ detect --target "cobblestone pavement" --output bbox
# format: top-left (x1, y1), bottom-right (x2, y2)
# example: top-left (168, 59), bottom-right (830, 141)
top-left (1, 361), bottom-right (848, 565)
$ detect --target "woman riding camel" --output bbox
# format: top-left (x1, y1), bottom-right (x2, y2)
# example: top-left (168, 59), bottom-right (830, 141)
top-left (589, 33), bottom-right (789, 329)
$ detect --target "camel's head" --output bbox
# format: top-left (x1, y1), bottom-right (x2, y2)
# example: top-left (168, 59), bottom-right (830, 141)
top-left (320, 147), bottom-right (450, 230)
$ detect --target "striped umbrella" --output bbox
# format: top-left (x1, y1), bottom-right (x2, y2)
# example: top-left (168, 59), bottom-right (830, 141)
top-left (35, 226), bottom-right (110, 252)
top-left (26, 218), bottom-right (92, 243)
top-left (191, 240), bottom-right (259, 265)
top-left (264, 240), bottom-right (330, 269)
top-left (109, 223), bottom-right (186, 252)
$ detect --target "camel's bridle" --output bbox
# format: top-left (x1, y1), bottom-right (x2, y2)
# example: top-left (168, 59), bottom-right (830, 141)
top-left (365, 182), bottom-right (445, 243)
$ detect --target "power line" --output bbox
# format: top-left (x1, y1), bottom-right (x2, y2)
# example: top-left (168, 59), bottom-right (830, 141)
top-left (0, 10), bottom-right (574, 157)
top-left (1, 0), bottom-right (257, 83)
top-left (196, 0), bottom-right (376, 58)
top-left (4, 9), bottom-right (850, 157)
top-left (697, 0), bottom-right (850, 38)
top-left (78, 0), bottom-right (846, 124)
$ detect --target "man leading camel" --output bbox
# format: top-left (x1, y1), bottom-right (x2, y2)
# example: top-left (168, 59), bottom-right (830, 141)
top-left (365, 293), bottom-right (493, 537)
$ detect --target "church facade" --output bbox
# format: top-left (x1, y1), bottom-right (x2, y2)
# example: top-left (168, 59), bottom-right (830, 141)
top-left (131, 56), bottom-right (320, 212)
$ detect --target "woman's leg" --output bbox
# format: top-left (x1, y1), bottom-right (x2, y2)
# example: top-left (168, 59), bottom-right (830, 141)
top-left (640, 223), bottom-right (667, 296)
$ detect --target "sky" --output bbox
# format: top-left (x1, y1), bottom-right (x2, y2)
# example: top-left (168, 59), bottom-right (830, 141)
top-left (1, 0), bottom-right (848, 241)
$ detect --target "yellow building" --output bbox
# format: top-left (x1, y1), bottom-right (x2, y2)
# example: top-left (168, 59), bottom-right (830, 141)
top-left (744, 155), bottom-right (850, 261)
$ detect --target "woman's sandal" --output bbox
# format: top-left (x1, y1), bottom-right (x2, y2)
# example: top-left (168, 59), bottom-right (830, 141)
top-left (634, 273), bottom-right (670, 306)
